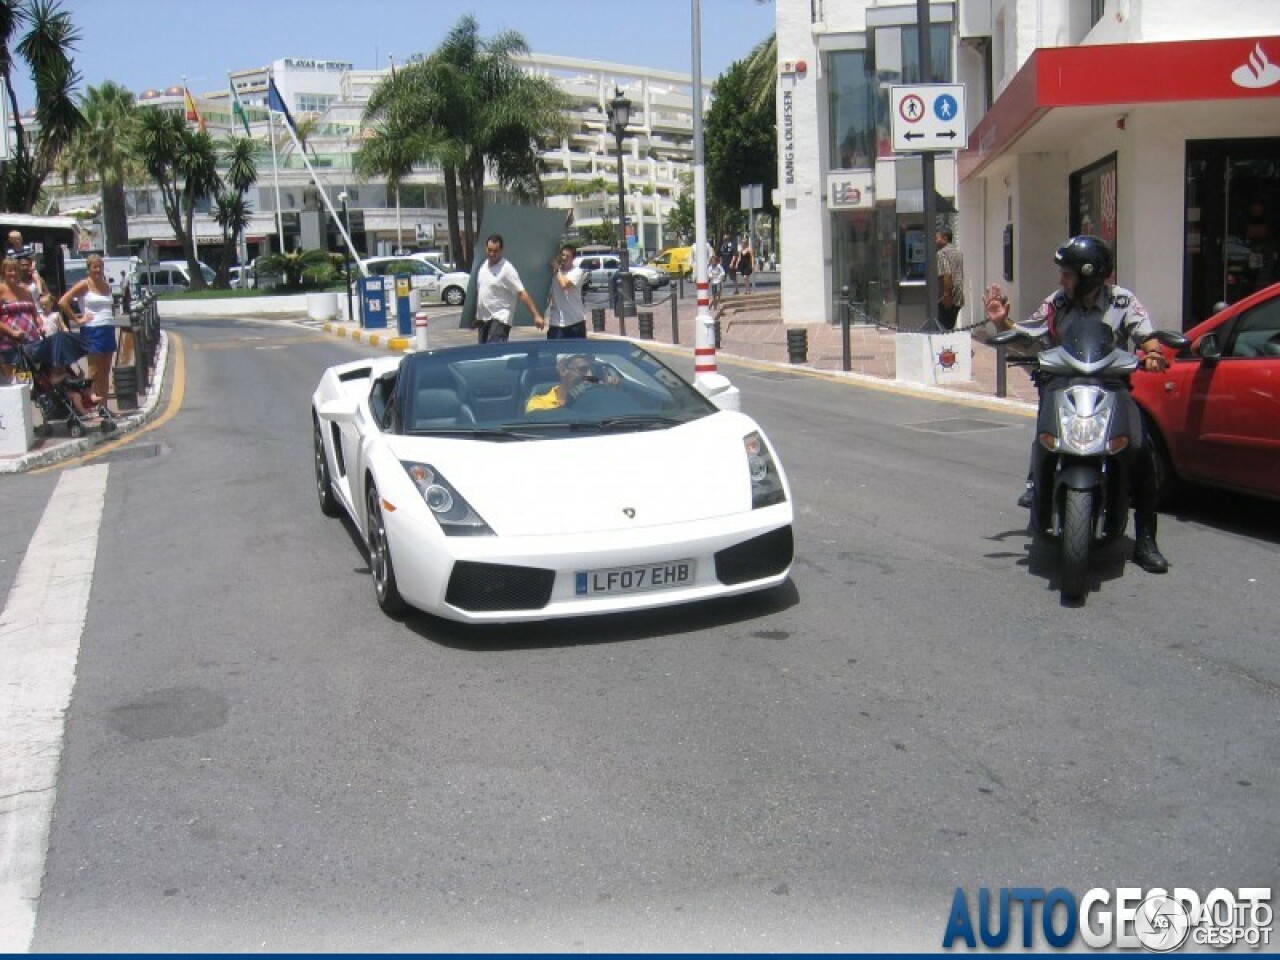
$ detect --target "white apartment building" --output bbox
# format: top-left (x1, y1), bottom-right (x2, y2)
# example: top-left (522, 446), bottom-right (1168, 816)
top-left (776, 0), bottom-right (1280, 331)
top-left (73, 54), bottom-right (709, 266)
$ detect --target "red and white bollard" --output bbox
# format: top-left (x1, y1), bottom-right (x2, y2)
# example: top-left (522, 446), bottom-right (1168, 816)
top-left (414, 310), bottom-right (430, 352)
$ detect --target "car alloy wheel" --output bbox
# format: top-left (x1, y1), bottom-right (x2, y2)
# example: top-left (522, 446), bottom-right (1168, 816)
top-left (365, 484), bottom-right (407, 614)
top-left (444, 286), bottom-right (464, 306)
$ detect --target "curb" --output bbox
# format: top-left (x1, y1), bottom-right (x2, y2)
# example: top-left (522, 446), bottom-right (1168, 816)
top-left (323, 321), bottom-right (412, 352)
top-left (0, 332), bottom-right (172, 475)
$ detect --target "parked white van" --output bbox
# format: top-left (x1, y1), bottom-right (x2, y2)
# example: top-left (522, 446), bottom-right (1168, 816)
top-left (63, 255), bottom-right (138, 296)
top-left (134, 259), bottom-right (216, 294)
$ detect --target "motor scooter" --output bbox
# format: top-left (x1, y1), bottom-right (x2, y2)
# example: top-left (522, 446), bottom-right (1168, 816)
top-left (991, 318), bottom-right (1187, 600)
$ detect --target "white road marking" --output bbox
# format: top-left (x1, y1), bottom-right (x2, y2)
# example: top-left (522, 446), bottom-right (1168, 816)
top-left (0, 464), bottom-right (109, 952)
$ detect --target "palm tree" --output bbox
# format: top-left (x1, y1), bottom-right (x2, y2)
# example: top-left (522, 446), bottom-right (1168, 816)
top-left (254, 247), bottom-right (334, 290)
top-left (212, 192), bottom-right (251, 287)
top-left (212, 135), bottom-right (257, 286)
top-left (352, 120), bottom-right (425, 254)
top-left (131, 108), bottom-right (221, 290)
top-left (0, 0), bottom-right (84, 212)
top-left (59, 80), bottom-right (137, 253)
top-left (363, 15), bottom-right (570, 270)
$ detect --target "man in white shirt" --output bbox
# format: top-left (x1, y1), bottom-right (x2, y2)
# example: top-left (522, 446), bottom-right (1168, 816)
top-left (473, 233), bottom-right (545, 343)
top-left (546, 243), bottom-right (586, 339)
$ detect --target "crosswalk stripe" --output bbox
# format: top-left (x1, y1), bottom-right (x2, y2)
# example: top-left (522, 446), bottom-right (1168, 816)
top-left (0, 464), bottom-right (109, 952)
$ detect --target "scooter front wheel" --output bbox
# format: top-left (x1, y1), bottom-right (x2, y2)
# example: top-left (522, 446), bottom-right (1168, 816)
top-left (1061, 487), bottom-right (1093, 600)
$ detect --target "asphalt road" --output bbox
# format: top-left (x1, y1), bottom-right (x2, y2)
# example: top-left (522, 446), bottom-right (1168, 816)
top-left (5, 315), bottom-right (1277, 951)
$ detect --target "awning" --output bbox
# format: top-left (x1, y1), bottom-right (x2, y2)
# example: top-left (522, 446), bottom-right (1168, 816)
top-left (960, 35), bottom-right (1280, 181)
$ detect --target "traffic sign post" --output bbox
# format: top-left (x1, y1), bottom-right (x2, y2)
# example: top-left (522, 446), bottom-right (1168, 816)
top-left (889, 84), bottom-right (966, 152)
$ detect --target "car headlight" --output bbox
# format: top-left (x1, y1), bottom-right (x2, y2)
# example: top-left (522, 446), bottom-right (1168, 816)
top-left (400, 461), bottom-right (493, 536)
top-left (744, 431), bottom-right (786, 508)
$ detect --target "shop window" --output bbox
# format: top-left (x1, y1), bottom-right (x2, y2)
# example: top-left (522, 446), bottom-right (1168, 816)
top-left (827, 25), bottom-right (953, 172)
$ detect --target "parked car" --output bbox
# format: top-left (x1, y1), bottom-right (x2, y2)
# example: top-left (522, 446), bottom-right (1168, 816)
top-left (1132, 280), bottom-right (1280, 503)
top-left (358, 255), bottom-right (470, 307)
top-left (648, 246), bottom-right (694, 279)
top-left (134, 260), bottom-right (216, 294)
top-left (311, 338), bottom-right (793, 622)
top-left (573, 253), bottom-right (667, 295)
top-left (228, 266), bottom-right (255, 289)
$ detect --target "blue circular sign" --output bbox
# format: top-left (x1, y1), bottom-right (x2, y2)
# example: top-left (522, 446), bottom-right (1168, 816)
top-left (934, 94), bottom-right (959, 122)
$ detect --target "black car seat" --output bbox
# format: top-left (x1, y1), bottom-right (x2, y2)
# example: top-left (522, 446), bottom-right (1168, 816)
top-left (412, 388), bottom-right (475, 430)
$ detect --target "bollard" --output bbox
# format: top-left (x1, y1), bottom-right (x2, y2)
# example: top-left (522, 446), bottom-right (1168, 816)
top-left (638, 312), bottom-right (654, 340)
top-left (641, 283), bottom-right (653, 306)
top-left (591, 308), bottom-right (606, 333)
top-left (840, 285), bottom-right (852, 372)
top-left (113, 363), bottom-right (138, 411)
top-left (415, 310), bottom-right (430, 352)
top-left (713, 320), bottom-right (722, 350)
top-left (670, 287), bottom-right (680, 344)
top-left (786, 327), bottom-right (809, 364)
top-left (995, 343), bottom-right (1007, 398)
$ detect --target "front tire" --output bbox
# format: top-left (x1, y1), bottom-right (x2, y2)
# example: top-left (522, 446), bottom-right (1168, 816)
top-left (443, 286), bottom-right (465, 307)
top-left (366, 482), bottom-right (407, 615)
top-left (314, 418), bottom-right (340, 517)
top-left (1061, 487), bottom-right (1093, 600)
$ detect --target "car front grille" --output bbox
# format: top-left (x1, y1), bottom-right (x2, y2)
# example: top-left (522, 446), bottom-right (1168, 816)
top-left (714, 526), bottom-right (794, 586)
top-left (445, 561), bottom-right (556, 612)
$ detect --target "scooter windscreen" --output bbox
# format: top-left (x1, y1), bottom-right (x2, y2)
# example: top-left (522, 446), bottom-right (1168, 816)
top-left (1059, 316), bottom-right (1118, 366)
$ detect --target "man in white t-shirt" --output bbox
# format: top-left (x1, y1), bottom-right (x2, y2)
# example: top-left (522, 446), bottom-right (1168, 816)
top-left (473, 233), bottom-right (545, 343)
top-left (546, 243), bottom-right (586, 339)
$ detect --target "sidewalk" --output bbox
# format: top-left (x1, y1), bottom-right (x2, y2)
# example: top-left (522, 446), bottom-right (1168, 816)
top-left (0, 333), bottom-right (172, 475)
top-left (323, 287), bottom-right (1041, 408)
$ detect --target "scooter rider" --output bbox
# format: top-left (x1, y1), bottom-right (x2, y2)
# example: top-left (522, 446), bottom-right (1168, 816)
top-left (984, 235), bottom-right (1171, 574)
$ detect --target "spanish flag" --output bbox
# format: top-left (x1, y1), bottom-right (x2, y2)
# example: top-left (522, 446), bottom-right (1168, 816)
top-left (183, 86), bottom-right (205, 132)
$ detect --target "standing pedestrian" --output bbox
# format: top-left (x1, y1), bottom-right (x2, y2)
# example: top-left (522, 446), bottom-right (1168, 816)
top-left (935, 227), bottom-right (966, 331)
top-left (471, 234), bottom-right (545, 343)
top-left (737, 238), bottom-right (755, 295)
top-left (708, 254), bottom-right (725, 311)
top-left (719, 234), bottom-right (738, 294)
top-left (58, 253), bottom-right (116, 412)
top-left (546, 244), bottom-right (586, 339)
top-left (0, 257), bottom-right (41, 383)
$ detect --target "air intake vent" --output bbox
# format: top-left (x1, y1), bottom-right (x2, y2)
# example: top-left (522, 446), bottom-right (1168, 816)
top-left (445, 561), bottom-right (555, 612)
top-left (714, 526), bottom-right (794, 585)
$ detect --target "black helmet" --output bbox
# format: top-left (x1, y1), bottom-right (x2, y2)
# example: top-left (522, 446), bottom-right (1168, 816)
top-left (1054, 235), bottom-right (1113, 294)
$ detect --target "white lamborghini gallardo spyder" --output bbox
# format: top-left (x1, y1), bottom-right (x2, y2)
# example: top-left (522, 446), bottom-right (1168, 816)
top-left (311, 339), bottom-right (793, 622)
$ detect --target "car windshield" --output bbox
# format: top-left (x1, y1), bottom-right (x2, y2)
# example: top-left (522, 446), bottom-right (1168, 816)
top-left (400, 340), bottom-right (717, 438)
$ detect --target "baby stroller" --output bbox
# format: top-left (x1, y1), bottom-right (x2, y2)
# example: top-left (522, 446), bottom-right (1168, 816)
top-left (18, 331), bottom-right (115, 439)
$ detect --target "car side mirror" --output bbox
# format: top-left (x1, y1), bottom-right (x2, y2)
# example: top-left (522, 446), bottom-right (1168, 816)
top-left (1195, 332), bottom-right (1222, 362)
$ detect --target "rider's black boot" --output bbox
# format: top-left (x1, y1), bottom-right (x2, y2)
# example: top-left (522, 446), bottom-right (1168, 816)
top-left (1016, 483), bottom-right (1034, 509)
top-left (1132, 512), bottom-right (1169, 574)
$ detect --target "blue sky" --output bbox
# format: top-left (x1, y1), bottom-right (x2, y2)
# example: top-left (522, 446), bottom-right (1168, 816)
top-left (11, 0), bottom-right (776, 108)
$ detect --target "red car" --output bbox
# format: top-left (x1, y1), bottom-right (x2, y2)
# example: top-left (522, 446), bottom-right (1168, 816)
top-left (1133, 281), bottom-right (1280, 502)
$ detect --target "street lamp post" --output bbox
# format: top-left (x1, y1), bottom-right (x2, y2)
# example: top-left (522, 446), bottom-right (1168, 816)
top-left (607, 88), bottom-right (634, 319)
top-left (338, 191), bottom-right (353, 323)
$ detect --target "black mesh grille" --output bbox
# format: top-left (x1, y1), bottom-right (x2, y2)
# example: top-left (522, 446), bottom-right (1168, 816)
top-left (714, 526), bottom-right (794, 586)
top-left (445, 561), bottom-right (556, 612)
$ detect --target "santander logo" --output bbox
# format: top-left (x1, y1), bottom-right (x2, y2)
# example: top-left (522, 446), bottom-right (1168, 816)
top-left (1231, 42), bottom-right (1280, 89)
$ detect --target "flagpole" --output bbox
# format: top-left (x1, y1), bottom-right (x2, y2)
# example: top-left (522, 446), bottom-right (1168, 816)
top-left (269, 112), bottom-right (286, 254)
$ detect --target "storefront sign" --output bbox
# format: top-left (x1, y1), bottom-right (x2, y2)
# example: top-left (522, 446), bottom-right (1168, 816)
top-left (826, 171), bottom-right (875, 210)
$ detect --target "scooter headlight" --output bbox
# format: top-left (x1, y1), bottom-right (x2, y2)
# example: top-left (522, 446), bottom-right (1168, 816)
top-left (1056, 386), bottom-right (1114, 456)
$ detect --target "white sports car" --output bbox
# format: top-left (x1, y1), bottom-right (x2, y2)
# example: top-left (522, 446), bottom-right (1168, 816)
top-left (311, 340), bottom-right (794, 623)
